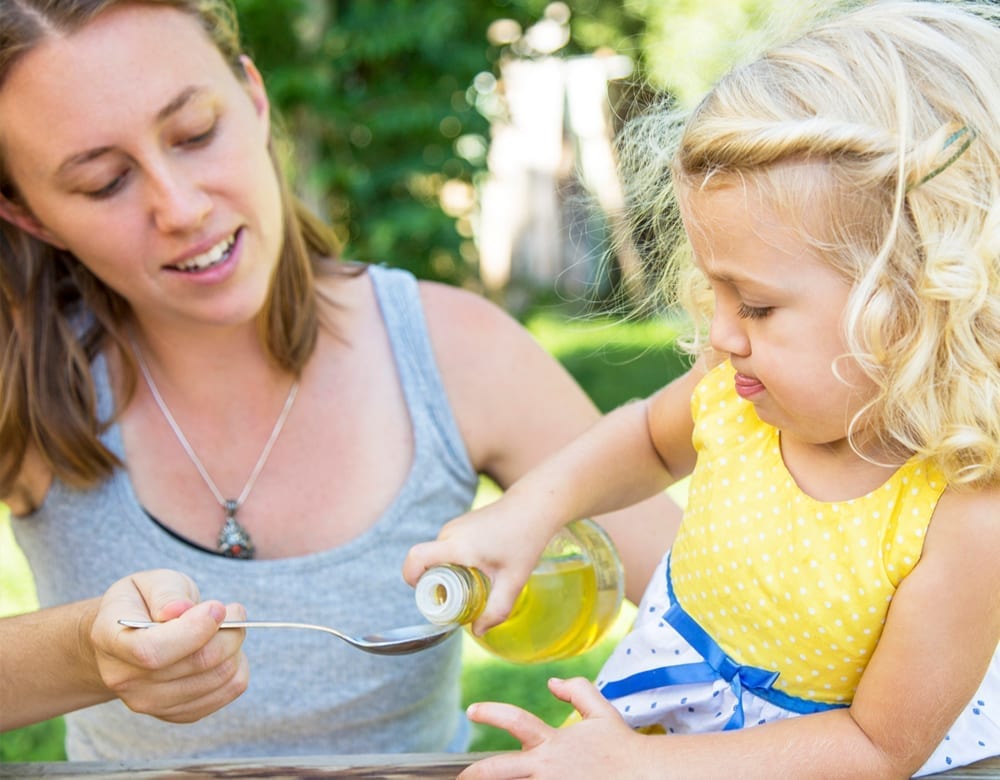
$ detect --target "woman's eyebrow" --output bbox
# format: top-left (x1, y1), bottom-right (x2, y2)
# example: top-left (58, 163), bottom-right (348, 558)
top-left (55, 86), bottom-right (205, 177)
top-left (155, 85), bottom-right (202, 123)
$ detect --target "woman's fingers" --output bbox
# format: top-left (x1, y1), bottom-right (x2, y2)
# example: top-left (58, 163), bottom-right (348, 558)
top-left (89, 571), bottom-right (250, 722)
top-left (103, 600), bottom-right (228, 670)
top-left (116, 647), bottom-right (250, 722)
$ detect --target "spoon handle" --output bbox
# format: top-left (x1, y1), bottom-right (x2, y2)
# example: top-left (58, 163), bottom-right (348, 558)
top-left (119, 619), bottom-right (349, 637)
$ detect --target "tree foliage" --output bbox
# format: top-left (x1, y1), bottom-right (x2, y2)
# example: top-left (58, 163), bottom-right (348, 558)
top-left (234, 0), bottom-right (815, 292)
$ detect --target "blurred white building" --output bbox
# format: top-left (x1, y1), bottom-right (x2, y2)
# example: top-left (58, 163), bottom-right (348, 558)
top-left (473, 5), bottom-right (642, 306)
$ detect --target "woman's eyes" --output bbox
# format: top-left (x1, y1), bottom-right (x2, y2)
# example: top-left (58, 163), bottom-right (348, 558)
top-left (178, 123), bottom-right (217, 148)
top-left (85, 174), bottom-right (128, 200)
top-left (736, 302), bottom-right (774, 320)
top-left (82, 123), bottom-right (218, 200)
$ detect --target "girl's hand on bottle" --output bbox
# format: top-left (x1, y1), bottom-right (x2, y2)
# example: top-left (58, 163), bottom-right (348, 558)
top-left (460, 677), bottom-right (648, 779)
top-left (403, 499), bottom-right (555, 634)
top-left (90, 569), bottom-right (250, 723)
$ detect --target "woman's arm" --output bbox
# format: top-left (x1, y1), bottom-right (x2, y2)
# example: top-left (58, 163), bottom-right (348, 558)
top-left (0, 597), bottom-right (109, 729)
top-left (0, 570), bottom-right (249, 731)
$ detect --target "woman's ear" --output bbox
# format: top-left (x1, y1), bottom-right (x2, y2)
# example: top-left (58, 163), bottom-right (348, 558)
top-left (0, 194), bottom-right (67, 249)
top-left (239, 56), bottom-right (271, 135)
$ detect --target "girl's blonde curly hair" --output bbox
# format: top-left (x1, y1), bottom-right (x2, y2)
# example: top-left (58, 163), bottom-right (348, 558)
top-left (619, 0), bottom-right (1000, 487)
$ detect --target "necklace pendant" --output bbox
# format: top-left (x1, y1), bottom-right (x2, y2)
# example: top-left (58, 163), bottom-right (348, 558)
top-left (218, 503), bottom-right (254, 559)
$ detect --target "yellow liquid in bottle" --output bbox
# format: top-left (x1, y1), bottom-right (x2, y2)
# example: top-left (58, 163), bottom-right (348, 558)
top-left (473, 558), bottom-right (592, 662)
top-left (415, 519), bottom-right (624, 664)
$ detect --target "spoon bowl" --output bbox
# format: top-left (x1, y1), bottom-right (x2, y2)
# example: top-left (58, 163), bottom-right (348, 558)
top-left (118, 619), bottom-right (458, 656)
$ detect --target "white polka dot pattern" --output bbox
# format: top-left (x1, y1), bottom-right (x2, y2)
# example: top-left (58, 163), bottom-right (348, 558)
top-left (671, 361), bottom-right (945, 703)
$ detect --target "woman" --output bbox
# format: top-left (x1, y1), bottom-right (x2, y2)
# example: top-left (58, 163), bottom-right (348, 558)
top-left (0, 0), bottom-right (680, 760)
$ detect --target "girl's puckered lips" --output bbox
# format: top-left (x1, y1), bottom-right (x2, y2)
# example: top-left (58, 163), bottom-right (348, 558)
top-left (734, 371), bottom-right (766, 399)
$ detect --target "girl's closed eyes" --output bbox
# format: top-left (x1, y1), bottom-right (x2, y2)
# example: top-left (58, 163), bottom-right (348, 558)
top-left (736, 301), bottom-right (773, 320)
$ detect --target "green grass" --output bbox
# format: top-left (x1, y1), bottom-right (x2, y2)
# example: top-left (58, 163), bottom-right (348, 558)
top-left (0, 510), bottom-right (68, 762)
top-left (526, 312), bottom-right (690, 413)
top-left (0, 312), bottom-right (687, 761)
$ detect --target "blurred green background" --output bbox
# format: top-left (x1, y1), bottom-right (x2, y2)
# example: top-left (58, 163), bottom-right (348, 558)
top-left (235, 0), bottom-right (824, 305)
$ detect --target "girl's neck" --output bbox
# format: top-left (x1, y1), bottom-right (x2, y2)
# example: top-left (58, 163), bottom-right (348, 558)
top-left (779, 432), bottom-right (906, 502)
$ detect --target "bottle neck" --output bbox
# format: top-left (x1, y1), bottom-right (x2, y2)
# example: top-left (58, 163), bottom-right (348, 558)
top-left (414, 564), bottom-right (488, 625)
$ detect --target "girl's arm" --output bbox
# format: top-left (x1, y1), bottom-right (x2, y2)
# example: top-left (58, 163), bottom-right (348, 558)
top-left (417, 280), bottom-right (696, 603)
top-left (457, 483), bottom-right (1000, 779)
top-left (406, 284), bottom-right (704, 627)
top-left (0, 570), bottom-right (248, 731)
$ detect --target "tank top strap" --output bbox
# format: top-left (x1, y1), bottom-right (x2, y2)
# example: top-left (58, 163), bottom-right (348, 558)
top-left (367, 264), bottom-right (474, 481)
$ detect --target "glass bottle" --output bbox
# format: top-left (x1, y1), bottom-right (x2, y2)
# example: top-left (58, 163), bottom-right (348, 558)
top-left (414, 519), bottom-right (624, 663)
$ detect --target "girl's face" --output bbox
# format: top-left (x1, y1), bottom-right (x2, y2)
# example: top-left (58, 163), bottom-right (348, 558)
top-left (0, 3), bottom-right (283, 332)
top-left (682, 174), bottom-right (874, 452)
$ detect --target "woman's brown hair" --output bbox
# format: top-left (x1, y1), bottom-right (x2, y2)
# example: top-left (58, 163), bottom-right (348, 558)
top-left (0, 0), bottom-right (348, 496)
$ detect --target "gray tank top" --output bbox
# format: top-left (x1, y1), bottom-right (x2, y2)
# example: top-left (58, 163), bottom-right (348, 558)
top-left (12, 265), bottom-right (479, 760)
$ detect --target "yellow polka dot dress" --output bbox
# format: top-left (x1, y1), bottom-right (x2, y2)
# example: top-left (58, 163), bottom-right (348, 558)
top-left (595, 361), bottom-right (999, 775)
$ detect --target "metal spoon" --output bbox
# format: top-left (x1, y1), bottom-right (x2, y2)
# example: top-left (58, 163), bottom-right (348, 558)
top-left (118, 619), bottom-right (458, 656)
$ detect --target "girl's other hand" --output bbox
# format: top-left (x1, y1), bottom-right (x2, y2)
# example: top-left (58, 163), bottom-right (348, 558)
top-left (90, 569), bottom-right (249, 723)
top-left (460, 677), bottom-right (650, 780)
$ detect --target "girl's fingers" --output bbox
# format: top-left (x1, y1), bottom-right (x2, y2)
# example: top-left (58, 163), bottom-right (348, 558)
top-left (459, 751), bottom-right (533, 780)
top-left (466, 701), bottom-right (554, 750)
top-left (547, 676), bottom-right (619, 720)
top-left (470, 581), bottom-right (521, 635)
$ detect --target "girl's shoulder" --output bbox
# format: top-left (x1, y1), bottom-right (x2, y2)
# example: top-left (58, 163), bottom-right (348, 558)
top-left (932, 481), bottom-right (1000, 533)
top-left (922, 480), bottom-right (1000, 580)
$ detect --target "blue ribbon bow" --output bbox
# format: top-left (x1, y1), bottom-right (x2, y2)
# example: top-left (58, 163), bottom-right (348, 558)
top-left (600, 600), bottom-right (780, 730)
top-left (599, 557), bottom-right (842, 730)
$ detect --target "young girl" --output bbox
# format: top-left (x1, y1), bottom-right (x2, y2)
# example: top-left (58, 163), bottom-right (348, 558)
top-left (404, 1), bottom-right (1000, 776)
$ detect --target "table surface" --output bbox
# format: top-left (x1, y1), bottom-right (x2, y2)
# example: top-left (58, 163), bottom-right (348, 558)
top-left (2, 752), bottom-right (999, 779)
top-left (0, 753), bottom-right (477, 779)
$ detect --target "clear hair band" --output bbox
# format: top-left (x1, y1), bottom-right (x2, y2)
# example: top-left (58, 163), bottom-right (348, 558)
top-left (907, 125), bottom-right (975, 192)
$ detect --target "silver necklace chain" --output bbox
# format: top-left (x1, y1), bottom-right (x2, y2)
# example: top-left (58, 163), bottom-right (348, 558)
top-left (131, 339), bottom-right (299, 558)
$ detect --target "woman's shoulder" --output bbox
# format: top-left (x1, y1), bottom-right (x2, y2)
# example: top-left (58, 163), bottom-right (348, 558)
top-left (417, 280), bottom-right (537, 355)
top-left (3, 445), bottom-right (53, 517)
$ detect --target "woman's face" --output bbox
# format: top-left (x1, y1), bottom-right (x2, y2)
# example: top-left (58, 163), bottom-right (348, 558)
top-left (0, 3), bottom-right (284, 331)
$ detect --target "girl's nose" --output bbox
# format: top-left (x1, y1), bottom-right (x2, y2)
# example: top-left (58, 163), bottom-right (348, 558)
top-left (148, 166), bottom-right (212, 234)
top-left (709, 304), bottom-right (751, 357)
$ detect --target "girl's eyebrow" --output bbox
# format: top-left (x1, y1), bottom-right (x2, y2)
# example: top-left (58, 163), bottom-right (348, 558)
top-left (54, 86), bottom-right (205, 177)
top-left (694, 258), bottom-right (774, 289)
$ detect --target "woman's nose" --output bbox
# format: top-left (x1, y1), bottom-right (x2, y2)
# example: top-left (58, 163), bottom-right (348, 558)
top-left (148, 165), bottom-right (212, 234)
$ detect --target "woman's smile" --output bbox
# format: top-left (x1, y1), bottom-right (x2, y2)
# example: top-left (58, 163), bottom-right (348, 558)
top-left (169, 230), bottom-right (238, 273)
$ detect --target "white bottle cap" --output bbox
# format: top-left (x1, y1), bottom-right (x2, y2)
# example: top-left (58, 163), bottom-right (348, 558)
top-left (415, 566), bottom-right (467, 625)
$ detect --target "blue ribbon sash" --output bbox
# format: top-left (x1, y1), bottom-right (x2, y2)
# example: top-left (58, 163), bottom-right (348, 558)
top-left (599, 557), bottom-right (844, 730)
